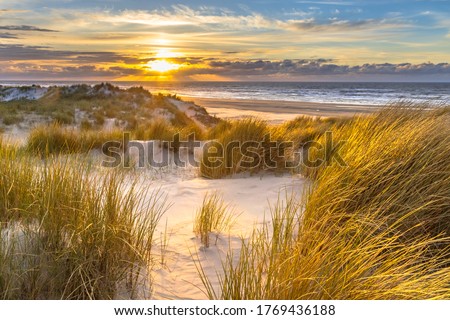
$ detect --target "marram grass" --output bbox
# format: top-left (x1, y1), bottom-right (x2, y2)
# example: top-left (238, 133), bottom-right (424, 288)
top-left (200, 116), bottom-right (339, 179)
top-left (26, 118), bottom-right (206, 156)
top-left (26, 123), bottom-right (124, 155)
top-left (194, 192), bottom-right (238, 248)
top-left (0, 146), bottom-right (169, 299)
top-left (200, 106), bottom-right (450, 300)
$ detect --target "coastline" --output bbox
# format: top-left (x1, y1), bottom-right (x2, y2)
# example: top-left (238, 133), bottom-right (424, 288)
top-left (180, 96), bottom-right (381, 121)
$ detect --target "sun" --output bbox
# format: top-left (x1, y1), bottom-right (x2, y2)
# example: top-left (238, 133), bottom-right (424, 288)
top-left (147, 59), bottom-right (180, 73)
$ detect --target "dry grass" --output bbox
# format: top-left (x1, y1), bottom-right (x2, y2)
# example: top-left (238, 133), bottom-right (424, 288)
top-left (200, 118), bottom-right (269, 178)
top-left (200, 106), bottom-right (450, 300)
top-left (200, 117), bottom-right (339, 179)
top-left (26, 123), bottom-right (124, 155)
top-left (133, 118), bottom-right (205, 151)
top-left (0, 145), bottom-right (169, 299)
top-left (26, 118), bottom-right (206, 158)
top-left (194, 192), bottom-right (238, 248)
top-left (277, 115), bottom-right (349, 148)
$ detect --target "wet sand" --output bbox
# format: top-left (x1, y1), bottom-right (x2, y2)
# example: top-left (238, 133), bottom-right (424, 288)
top-left (181, 96), bottom-right (381, 121)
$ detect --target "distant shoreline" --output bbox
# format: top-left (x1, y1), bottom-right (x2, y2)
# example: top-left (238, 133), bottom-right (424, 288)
top-left (181, 96), bottom-right (380, 120)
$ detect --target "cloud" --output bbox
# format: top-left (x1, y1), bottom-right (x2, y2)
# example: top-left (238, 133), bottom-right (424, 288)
top-left (284, 18), bottom-right (407, 32)
top-left (0, 5), bottom-right (423, 66)
top-left (0, 4), bottom-right (447, 80)
top-left (0, 9), bottom-right (28, 14)
top-left (0, 45), bottom-right (140, 64)
top-left (91, 7), bottom-right (276, 32)
top-left (83, 7), bottom-right (407, 34)
top-left (36, 5), bottom-right (412, 47)
top-left (0, 63), bottom-right (122, 78)
top-left (295, 1), bottom-right (355, 5)
top-left (0, 25), bottom-right (58, 32)
top-left (0, 32), bottom-right (19, 39)
top-left (178, 59), bottom-right (450, 77)
top-left (1, 55), bottom-right (449, 80)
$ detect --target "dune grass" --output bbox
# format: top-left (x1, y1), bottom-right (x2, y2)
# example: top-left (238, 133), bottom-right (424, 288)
top-left (0, 84), bottom-right (217, 141)
top-left (26, 117), bottom-right (206, 158)
top-left (276, 115), bottom-right (349, 148)
top-left (0, 145), bottom-right (168, 299)
top-left (200, 116), bottom-right (337, 179)
top-left (303, 106), bottom-right (450, 246)
top-left (194, 192), bottom-right (238, 248)
top-left (23, 108), bottom-right (333, 176)
top-left (200, 106), bottom-right (450, 300)
top-left (26, 123), bottom-right (125, 156)
top-left (133, 118), bottom-right (205, 149)
top-left (200, 118), bottom-right (269, 178)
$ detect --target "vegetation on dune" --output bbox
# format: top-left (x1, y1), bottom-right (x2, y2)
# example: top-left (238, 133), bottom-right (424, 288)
top-left (201, 118), bottom-right (262, 178)
top-left (304, 106), bottom-right (450, 246)
top-left (200, 107), bottom-right (450, 300)
top-left (0, 83), bottom-right (215, 158)
top-left (200, 116), bottom-right (340, 178)
top-left (133, 118), bottom-right (205, 146)
top-left (25, 118), bottom-right (206, 156)
top-left (0, 83), bottom-right (215, 132)
top-left (2, 100), bottom-right (450, 300)
top-left (26, 123), bottom-right (124, 155)
top-left (2, 114), bottom-right (24, 126)
top-left (0, 147), bottom-right (168, 299)
top-left (277, 115), bottom-right (350, 148)
top-left (194, 192), bottom-right (238, 248)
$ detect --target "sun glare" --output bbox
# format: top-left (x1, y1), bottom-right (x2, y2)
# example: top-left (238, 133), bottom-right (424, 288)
top-left (147, 59), bottom-right (180, 73)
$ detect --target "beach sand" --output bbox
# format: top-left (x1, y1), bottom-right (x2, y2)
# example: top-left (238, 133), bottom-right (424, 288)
top-left (181, 96), bottom-right (380, 122)
top-left (130, 169), bottom-right (306, 300)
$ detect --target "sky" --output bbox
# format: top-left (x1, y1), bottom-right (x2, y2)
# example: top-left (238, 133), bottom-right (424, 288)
top-left (0, 0), bottom-right (449, 81)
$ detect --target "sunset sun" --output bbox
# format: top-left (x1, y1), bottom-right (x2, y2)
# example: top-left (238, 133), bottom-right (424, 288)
top-left (147, 59), bottom-right (180, 73)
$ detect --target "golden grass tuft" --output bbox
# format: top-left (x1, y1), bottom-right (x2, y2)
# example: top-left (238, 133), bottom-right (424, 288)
top-left (0, 147), bottom-right (168, 299)
top-left (200, 106), bottom-right (450, 300)
top-left (277, 115), bottom-right (349, 148)
top-left (26, 123), bottom-right (124, 155)
top-left (200, 118), bottom-right (269, 178)
top-left (194, 192), bottom-right (238, 248)
top-left (200, 116), bottom-right (341, 179)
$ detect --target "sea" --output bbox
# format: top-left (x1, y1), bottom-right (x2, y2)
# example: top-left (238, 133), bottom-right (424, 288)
top-left (1, 81), bottom-right (449, 106)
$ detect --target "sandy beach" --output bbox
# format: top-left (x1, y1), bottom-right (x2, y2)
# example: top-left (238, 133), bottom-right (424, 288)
top-left (181, 96), bottom-right (381, 121)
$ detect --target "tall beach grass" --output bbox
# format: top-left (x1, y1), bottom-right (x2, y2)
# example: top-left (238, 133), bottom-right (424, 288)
top-left (200, 116), bottom-right (339, 179)
top-left (26, 118), bottom-right (206, 157)
top-left (0, 144), bottom-right (168, 299)
top-left (26, 123), bottom-right (124, 155)
top-left (200, 106), bottom-right (450, 300)
top-left (194, 192), bottom-right (238, 248)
